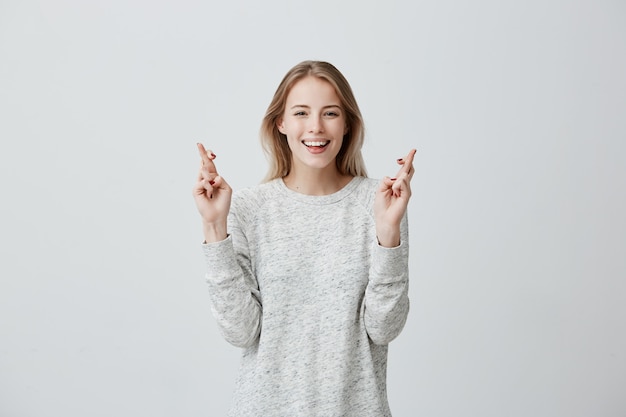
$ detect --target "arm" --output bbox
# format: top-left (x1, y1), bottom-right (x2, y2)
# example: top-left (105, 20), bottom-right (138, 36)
top-left (193, 144), bottom-right (262, 348)
top-left (365, 149), bottom-right (416, 345)
top-left (364, 214), bottom-right (410, 345)
top-left (202, 218), bottom-right (262, 348)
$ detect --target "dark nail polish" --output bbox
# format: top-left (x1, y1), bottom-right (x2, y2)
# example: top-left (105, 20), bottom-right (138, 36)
top-left (209, 180), bottom-right (215, 185)
top-left (211, 153), bottom-right (216, 158)
top-left (397, 158), bottom-right (403, 162)
top-left (390, 177), bottom-right (397, 181)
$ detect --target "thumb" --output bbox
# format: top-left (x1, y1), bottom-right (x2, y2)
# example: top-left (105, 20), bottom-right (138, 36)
top-left (379, 176), bottom-right (396, 191)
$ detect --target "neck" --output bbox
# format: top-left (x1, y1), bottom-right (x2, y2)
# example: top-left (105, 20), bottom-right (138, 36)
top-left (283, 166), bottom-right (353, 196)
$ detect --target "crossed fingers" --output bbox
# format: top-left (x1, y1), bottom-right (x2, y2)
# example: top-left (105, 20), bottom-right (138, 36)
top-left (197, 143), bottom-right (218, 184)
top-left (395, 148), bottom-right (416, 180)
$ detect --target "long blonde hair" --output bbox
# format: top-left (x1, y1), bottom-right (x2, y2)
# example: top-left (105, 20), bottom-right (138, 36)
top-left (260, 61), bottom-right (367, 182)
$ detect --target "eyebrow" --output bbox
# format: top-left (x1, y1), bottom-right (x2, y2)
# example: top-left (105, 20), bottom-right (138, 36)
top-left (290, 104), bottom-right (342, 110)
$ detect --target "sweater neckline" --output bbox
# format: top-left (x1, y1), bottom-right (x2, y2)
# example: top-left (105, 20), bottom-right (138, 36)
top-left (275, 176), bottom-right (364, 205)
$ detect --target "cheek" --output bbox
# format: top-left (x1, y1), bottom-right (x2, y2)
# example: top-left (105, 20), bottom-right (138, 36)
top-left (286, 135), bottom-right (301, 150)
top-left (282, 120), bottom-right (303, 136)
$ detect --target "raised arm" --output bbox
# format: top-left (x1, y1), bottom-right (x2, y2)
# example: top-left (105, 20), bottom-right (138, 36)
top-left (193, 143), bottom-right (262, 348)
top-left (365, 149), bottom-right (416, 345)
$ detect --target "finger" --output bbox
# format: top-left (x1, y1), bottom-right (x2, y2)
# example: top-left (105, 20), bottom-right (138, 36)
top-left (197, 143), bottom-right (218, 173)
top-left (192, 179), bottom-right (206, 196)
top-left (193, 176), bottom-right (216, 198)
top-left (197, 142), bottom-right (210, 163)
top-left (402, 149), bottom-right (416, 173)
top-left (391, 175), bottom-right (411, 198)
top-left (198, 149), bottom-right (219, 184)
top-left (198, 162), bottom-right (218, 185)
top-left (379, 176), bottom-right (396, 191)
top-left (198, 166), bottom-right (218, 183)
top-left (396, 149), bottom-right (416, 164)
top-left (208, 175), bottom-right (223, 189)
top-left (395, 148), bottom-right (416, 178)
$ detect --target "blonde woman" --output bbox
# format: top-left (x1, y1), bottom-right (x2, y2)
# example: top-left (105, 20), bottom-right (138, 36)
top-left (193, 60), bottom-right (416, 416)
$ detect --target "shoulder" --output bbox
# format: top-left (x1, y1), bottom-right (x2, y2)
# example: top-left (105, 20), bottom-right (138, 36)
top-left (230, 179), bottom-right (282, 222)
top-left (353, 176), bottom-right (380, 194)
top-left (350, 176), bottom-right (380, 208)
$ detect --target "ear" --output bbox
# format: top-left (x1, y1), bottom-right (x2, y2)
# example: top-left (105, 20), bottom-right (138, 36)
top-left (277, 118), bottom-right (286, 134)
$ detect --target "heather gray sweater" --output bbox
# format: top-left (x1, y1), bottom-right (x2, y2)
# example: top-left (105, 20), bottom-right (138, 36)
top-left (202, 176), bottom-right (410, 417)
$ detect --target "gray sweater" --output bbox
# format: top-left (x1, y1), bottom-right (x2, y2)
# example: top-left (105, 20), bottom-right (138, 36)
top-left (202, 176), bottom-right (410, 416)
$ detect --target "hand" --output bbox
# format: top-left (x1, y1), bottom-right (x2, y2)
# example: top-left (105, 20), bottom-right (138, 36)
top-left (374, 148), bottom-right (416, 247)
top-left (192, 143), bottom-right (232, 242)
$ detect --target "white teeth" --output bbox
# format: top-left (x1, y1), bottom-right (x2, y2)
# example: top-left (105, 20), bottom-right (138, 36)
top-left (303, 141), bottom-right (329, 147)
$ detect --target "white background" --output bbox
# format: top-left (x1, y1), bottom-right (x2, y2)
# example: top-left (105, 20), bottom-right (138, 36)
top-left (1, 0), bottom-right (625, 416)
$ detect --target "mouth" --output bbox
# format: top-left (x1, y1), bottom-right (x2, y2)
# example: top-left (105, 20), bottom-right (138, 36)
top-left (302, 140), bottom-right (330, 148)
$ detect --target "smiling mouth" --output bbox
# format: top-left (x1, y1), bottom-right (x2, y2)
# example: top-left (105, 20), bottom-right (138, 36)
top-left (302, 140), bottom-right (330, 148)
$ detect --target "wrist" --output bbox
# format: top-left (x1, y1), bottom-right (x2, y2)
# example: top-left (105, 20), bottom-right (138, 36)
top-left (202, 221), bottom-right (228, 243)
top-left (376, 224), bottom-right (401, 248)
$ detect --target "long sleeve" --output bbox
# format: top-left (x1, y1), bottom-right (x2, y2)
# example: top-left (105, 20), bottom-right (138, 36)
top-left (199, 177), bottom-right (409, 417)
top-left (363, 214), bottom-right (410, 345)
top-left (202, 210), bottom-right (262, 348)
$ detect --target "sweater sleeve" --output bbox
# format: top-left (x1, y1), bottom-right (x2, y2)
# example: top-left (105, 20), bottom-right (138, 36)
top-left (363, 214), bottom-right (410, 345)
top-left (202, 206), bottom-right (262, 348)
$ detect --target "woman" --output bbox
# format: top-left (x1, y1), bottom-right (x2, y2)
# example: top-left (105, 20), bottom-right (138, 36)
top-left (193, 60), bottom-right (415, 416)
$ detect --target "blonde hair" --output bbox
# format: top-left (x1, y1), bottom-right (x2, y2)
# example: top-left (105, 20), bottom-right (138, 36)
top-left (260, 60), bottom-right (367, 182)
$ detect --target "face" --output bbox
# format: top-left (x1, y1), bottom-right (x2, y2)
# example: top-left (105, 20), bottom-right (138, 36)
top-left (277, 76), bottom-right (348, 174)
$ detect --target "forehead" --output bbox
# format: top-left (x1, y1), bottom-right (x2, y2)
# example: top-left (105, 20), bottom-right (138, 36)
top-left (286, 76), bottom-right (340, 105)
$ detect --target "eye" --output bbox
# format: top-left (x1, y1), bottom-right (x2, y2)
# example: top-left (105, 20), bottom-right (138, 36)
top-left (324, 110), bottom-right (341, 117)
top-left (294, 111), bottom-right (307, 116)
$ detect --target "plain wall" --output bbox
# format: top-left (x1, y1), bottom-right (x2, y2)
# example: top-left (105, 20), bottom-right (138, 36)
top-left (1, 0), bottom-right (624, 416)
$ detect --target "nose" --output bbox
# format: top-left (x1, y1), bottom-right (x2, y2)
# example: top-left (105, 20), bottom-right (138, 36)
top-left (307, 114), bottom-right (324, 133)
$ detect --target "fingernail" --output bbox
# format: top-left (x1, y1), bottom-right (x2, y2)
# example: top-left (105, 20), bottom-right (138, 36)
top-left (209, 180), bottom-right (215, 185)
top-left (390, 177), bottom-right (397, 181)
top-left (210, 153), bottom-right (216, 158)
top-left (397, 158), bottom-right (403, 162)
